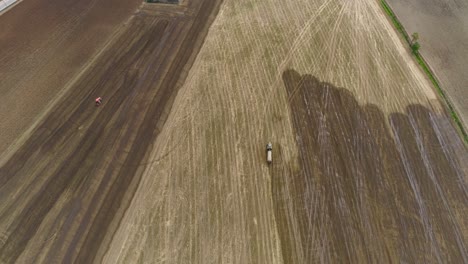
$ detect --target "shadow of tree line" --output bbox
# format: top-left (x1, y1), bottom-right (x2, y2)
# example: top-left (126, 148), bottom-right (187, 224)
top-left (272, 69), bottom-right (468, 263)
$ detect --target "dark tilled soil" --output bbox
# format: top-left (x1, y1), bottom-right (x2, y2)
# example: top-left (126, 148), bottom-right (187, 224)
top-left (0, 0), bottom-right (223, 262)
top-left (275, 69), bottom-right (467, 263)
top-left (0, 0), bottom-right (142, 154)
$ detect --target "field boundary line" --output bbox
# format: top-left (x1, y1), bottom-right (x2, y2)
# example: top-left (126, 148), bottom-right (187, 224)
top-left (379, 0), bottom-right (468, 145)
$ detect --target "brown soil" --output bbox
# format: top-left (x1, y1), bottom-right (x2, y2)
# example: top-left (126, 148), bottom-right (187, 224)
top-left (0, 0), bottom-right (143, 155)
top-left (0, 0), bottom-right (223, 262)
top-left (1, 0), bottom-right (466, 263)
top-left (279, 69), bottom-right (468, 263)
top-left (100, 0), bottom-right (467, 262)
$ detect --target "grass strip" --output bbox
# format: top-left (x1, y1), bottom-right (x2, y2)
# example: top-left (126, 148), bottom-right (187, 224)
top-left (380, 0), bottom-right (468, 144)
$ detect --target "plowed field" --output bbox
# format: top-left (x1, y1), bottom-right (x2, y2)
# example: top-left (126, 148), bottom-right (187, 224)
top-left (0, 0), bottom-right (467, 263)
top-left (104, 0), bottom-right (466, 263)
top-left (0, 0), bottom-right (222, 262)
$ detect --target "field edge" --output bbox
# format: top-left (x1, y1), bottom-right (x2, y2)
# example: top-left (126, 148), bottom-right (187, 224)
top-left (380, 0), bottom-right (468, 145)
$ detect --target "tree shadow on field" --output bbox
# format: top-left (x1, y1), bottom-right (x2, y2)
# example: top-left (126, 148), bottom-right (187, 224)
top-left (271, 69), bottom-right (468, 263)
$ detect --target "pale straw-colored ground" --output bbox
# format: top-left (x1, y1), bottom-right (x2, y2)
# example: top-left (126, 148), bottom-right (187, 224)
top-left (103, 0), bottom-right (466, 263)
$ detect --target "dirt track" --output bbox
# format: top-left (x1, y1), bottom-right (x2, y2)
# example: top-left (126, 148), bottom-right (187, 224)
top-left (0, 0), bottom-right (222, 262)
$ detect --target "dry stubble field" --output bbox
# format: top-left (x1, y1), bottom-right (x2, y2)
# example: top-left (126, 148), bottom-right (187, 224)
top-left (0, 0), bottom-right (467, 263)
top-left (105, 0), bottom-right (467, 263)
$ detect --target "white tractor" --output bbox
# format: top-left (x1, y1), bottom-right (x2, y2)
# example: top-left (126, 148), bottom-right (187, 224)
top-left (266, 142), bottom-right (272, 164)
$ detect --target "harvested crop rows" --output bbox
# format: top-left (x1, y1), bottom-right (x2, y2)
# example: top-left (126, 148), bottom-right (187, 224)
top-left (0, 0), bottom-right (466, 263)
top-left (0, 0), bottom-right (223, 262)
top-left (105, 0), bottom-right (467, 263)
top-left (284, 70), bottom-right (467, 262)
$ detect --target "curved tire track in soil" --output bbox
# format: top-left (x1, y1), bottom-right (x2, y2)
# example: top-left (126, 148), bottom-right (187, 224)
top-left (103, 0), bottom-right (467, 262)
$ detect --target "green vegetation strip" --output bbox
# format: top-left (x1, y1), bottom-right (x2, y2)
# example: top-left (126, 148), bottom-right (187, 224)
top-left (380, 0), bottom-right (468, 144)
